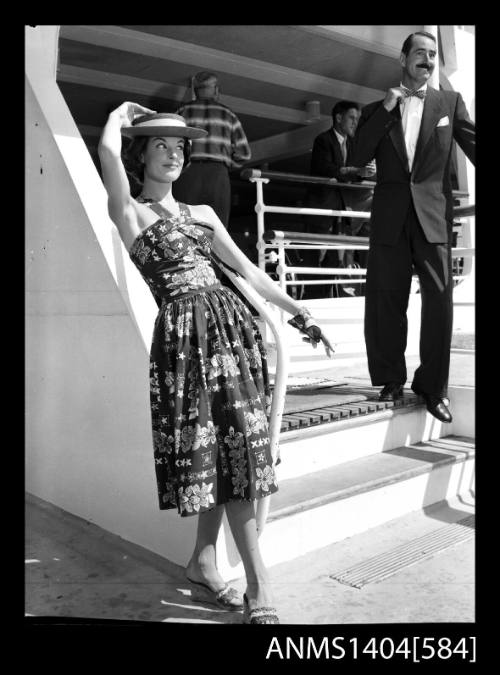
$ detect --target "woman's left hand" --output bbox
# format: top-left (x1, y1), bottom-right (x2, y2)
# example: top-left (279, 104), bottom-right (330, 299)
top-left (287, 311), bottom-right (335, 358)
top-left (301, 326), bottom-right (335, 358)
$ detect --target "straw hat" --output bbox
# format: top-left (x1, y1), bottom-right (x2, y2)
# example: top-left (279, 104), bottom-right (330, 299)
top-left (121, 112), bottom-right (207, 139)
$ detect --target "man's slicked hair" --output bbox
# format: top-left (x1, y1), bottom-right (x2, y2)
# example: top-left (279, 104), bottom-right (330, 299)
top-left (401, 31), bottom-right (436, 56)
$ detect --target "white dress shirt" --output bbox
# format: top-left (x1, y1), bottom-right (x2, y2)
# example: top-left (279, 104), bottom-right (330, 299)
top-left (399, 83), bottom-right (427, 171)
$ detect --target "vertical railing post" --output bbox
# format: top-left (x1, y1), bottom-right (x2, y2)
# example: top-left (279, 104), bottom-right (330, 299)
top-left (275, 236), bottom-right (287, 325)
top-left (250, 175), bottom-right (270, 272)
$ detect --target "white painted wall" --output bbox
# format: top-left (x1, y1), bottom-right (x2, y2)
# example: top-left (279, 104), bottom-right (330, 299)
top-left (26, 26), bottom-right (197, 566)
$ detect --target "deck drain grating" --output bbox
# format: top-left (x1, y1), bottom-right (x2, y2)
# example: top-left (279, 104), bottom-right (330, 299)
top-left (330, 515), bottom-right (474, 589)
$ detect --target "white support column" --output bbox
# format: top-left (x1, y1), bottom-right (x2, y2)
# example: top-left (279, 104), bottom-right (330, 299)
top-left (25, 25), bottom-right (60, 82)
top-left (424, 25), bottom-right (440, 89)
top-left (439, 26), bottom-right (475, 301)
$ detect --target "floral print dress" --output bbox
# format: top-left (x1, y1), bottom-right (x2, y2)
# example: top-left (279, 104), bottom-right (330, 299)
top-left (129, 198), bottom-right (278, 516)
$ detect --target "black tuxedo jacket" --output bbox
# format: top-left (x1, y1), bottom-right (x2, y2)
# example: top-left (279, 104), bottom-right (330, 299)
top-left (307, 128), bottom-right (359, 210)
top-left (352, 87), bottom-right (475, 246)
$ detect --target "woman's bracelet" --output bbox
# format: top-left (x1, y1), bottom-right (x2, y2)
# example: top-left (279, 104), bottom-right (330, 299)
top-left (287, 306), bottom-right (322, 342)
top-left (294, 306), bottom-right (312, 323)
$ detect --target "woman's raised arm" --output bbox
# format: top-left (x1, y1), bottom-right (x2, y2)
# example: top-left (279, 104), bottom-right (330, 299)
top-left (98, 101), bottom-right (155, 234)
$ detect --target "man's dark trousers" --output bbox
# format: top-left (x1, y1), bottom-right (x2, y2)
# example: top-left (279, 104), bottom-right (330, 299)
top-left (365, 202), bottom-right (453, 398)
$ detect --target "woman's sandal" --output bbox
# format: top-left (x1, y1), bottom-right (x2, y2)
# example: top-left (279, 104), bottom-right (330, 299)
top-left (187, 577), bottom-right (244, 611)
top-left (243, 593), bottom-right (280, 624)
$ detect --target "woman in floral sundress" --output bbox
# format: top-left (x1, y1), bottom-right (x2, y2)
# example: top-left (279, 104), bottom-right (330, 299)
top-left (98, 101), bottom-right (333, 624)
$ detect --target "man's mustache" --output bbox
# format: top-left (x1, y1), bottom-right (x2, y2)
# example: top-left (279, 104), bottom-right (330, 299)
top-left (417, 63), bottom-right (432, 70)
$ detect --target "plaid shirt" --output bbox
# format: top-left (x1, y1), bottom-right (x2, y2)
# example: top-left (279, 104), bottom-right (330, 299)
top-left (176, 99), bottom-right (251, 169)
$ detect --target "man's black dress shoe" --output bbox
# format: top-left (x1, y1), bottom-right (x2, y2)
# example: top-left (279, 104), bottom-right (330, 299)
top-left (379, 383), bottom-right (404, 401)
top-left (411, 387), bottom-right (452, 423)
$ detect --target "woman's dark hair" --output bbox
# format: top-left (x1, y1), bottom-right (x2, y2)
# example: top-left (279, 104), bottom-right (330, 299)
top-left (401, 31), bottom-right (436, 56)
top-left (122, 136), bottom-right (192, 186)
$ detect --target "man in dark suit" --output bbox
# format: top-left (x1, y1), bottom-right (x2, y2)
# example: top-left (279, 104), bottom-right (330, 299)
top-left (352, 31), bottom-right (475, 422)
top-left (304, 101), bottom-right (374, 298)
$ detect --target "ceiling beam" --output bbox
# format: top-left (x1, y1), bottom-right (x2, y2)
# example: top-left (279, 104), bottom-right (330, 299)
top-left (59, 25), bottom-right (385, 104)
top-left (294, 25), bottom-right (417, 58)
top-left (59, 64), bottom-right (331, 125)
top-left (58, 64), bottom-right (186, 102)
top-left (247, 119), bottom-right (332, 165)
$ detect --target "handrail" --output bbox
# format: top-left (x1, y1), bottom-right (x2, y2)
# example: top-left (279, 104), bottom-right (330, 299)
top-left (264, 230), bottom-right (369, 245)
top-left (241, 167), bottom-right (376, 190)
top-left (453, 204), bottom-right (476, 218)
top-left (262, 205), bottom-right (371, 218)
top-left (241, 167), bottom-right (470, 198)
top-left (220, 266), bottom-right (289, 535)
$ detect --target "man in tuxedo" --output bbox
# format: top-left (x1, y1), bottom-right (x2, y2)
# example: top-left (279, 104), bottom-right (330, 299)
top-left (304, 101), bottom-right (374, 298)
top-left (352, 31), bottom-right (475, 422)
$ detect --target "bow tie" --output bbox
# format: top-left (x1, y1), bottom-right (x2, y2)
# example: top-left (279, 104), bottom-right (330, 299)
top-left (401, 86), bottom-right (426, 100)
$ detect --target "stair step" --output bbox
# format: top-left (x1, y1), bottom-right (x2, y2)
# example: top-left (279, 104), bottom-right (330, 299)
top-left (269, 435), bottom-right (475, 522)
top-left (279, 384), bottom-right (421, 432)
top-left (217, 434), bottom-right (475, 576)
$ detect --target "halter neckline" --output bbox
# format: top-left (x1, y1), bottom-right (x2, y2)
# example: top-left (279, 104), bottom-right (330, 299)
top-left (138, 196), bottom-right (187, 220)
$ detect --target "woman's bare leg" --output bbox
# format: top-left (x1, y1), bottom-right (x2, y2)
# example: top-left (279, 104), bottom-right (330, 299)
top-left (186, 505), bottom-right (227, 590)
top-left (186, 500), bottom-right (275, 611)
top-left (224, 500), bottom-right (274, 610)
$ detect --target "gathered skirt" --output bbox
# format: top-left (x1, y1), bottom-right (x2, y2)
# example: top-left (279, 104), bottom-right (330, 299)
top-left (149, 286), bottom-right (278, 516)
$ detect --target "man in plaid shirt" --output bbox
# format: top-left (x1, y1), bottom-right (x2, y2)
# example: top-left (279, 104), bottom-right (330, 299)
top-left (173, 71), bottom-right (251, 228)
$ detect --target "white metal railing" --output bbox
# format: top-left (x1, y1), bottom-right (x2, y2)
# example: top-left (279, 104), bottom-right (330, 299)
top-left (241, 168), bottom-right (474, 304)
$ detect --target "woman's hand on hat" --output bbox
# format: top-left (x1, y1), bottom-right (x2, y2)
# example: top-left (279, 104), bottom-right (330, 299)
top-left (112, 101), bottom-right (157, 128)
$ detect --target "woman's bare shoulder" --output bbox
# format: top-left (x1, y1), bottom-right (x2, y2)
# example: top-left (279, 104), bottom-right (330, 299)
top-left (187, 203), bottom-right (219, 224)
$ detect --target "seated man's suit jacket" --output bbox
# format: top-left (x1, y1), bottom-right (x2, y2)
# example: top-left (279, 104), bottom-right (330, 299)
top-left (306, 129), bottom-right (360, 229)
